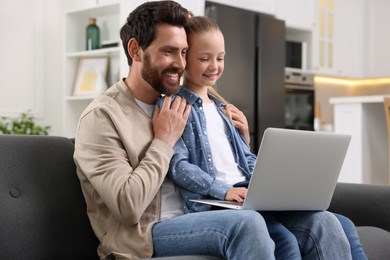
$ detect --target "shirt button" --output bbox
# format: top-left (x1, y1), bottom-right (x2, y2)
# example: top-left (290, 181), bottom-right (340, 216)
top-left (204, 131), bottom-right (207, 135)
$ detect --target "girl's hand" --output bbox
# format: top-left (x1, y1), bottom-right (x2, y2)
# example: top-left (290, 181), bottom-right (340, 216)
top-left (224, 104), bottom-right (250, 145)
top-left (225, 187), bottom-right (248, 203)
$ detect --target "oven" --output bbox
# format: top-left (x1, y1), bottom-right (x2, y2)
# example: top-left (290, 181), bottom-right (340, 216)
top-left (284, 69), bottom-right (315, 131)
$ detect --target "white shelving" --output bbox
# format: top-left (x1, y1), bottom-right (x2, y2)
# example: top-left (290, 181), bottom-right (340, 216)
top-left (63, 2), bottom-right (123, 137)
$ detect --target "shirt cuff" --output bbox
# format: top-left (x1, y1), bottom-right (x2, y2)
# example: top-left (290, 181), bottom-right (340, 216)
top-left (208, 179), bottom-right (231, 200)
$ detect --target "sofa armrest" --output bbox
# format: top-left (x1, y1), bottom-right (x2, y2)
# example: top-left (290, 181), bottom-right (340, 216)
top-left (329, 182), bottom-right (390, 232)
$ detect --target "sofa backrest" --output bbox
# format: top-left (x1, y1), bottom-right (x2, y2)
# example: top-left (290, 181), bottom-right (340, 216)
top-left (0, 135), bottom-right (99, 259)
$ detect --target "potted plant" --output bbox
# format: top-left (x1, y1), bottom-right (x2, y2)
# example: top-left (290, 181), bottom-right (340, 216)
top-left (0, 110), bottom-right (51, 135)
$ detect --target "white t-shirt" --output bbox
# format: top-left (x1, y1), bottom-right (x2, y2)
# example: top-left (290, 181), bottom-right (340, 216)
top-left (203, 101), bottom-right (246, 186)
top-left (135, 99), bottom-right (184, 220)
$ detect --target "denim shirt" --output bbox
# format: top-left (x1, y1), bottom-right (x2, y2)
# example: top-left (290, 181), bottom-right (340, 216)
top-left (157, 87), bottom-right (256, 213)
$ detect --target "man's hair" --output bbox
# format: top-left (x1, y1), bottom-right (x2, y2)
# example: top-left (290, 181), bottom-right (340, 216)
top-left (120, 0), bottom-right (189, 66)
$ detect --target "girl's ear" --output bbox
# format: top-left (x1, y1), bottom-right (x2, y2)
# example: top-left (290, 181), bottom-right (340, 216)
top-left (128, 38), bottom-right (142, 62)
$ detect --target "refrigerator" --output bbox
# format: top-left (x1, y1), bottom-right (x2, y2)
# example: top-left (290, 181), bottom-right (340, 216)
top-left (205, 2), bottom-right (286, 152)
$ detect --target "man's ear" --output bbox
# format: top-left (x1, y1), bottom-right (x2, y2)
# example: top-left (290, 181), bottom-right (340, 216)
top-left (128, 38), bottom-right (142, 62)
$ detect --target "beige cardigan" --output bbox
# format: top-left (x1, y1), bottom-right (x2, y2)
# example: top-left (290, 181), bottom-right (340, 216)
top-left (74, 80), bottom-right (173, 259)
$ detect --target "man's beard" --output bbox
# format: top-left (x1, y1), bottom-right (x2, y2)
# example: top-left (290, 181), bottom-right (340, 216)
top-left (141, 53), bottom-right (183, 95)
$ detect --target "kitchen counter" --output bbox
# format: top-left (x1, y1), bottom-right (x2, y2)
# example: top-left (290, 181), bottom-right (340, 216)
top-left (330, 95), bottom-right (390, 104)
top-left (330, 95), bottom-right (390, 184)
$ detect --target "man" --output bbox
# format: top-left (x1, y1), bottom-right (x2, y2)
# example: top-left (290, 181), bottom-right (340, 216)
top-left (74, 1), bottom-right (352, 259)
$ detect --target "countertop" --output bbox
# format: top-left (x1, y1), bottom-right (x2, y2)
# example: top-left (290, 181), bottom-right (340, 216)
top-left (330, 95), bottom-right (390, 104)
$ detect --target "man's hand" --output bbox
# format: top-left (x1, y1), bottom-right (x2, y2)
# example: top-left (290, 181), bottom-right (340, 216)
top-left (225, 187), bottom-right (248, 203)
top-left (153, 96), bottom-right (191, 148)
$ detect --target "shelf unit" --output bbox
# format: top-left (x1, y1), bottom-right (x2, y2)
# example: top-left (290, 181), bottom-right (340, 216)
top-left (63, 2), bottom-right (123, 137)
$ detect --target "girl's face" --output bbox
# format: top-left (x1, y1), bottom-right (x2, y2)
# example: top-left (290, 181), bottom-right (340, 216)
top-left (184, 30), bottom-right (225, 90)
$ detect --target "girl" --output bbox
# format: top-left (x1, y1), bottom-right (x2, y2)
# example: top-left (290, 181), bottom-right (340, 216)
top-left (161, 15), bottom-right (366, 260)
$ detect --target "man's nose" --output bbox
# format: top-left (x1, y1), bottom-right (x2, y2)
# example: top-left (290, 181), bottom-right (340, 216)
top-left (173, 53), bottom-right (186, 70)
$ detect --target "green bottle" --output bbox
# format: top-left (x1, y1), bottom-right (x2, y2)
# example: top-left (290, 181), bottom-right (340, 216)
top-left (86, 17), bottom-right (100, 50)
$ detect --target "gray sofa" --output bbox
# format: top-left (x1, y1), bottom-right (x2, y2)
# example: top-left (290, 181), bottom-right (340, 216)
top-left (1, 135), bottom-right (390, 260)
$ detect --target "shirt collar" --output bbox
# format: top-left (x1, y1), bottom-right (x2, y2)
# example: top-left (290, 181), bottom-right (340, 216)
top-left (177, 87), bottom-right (224, 107)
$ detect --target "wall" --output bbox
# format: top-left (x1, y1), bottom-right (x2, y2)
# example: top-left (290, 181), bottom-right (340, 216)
top-left (0, 0), bottom-right (81, 135)
top-left (0, 1), bottom-right (45, 117)
top-left (43, 0), bottom-right (81, 135)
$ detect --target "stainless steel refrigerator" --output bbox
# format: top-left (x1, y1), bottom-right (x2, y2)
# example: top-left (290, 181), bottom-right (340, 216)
top-left (206, 2), bottom-right (286, 152)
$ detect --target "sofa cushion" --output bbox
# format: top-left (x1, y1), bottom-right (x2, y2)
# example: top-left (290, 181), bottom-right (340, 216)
top-left (0, 135), bottom-right (99, 259)
top-left (357, 226), bottom-right (390, 260)
top-left (329, 182), bottom-right (390, 232)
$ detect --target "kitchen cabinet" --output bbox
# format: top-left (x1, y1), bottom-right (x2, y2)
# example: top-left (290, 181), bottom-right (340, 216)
top-left (275, 0), bottom-right (314, 30)
top-left (332, 0), bottom-right (366, 77)
top-left (310, 0), bottom-right (390, 78)
top-left (311, 0), bottom-right (366, 77)
top-left (365, 0), bottom-right (390, 78)
top-left (276, 0), bottom-right (370, 78)
top-left (330, 95), bottom-right (389, 184)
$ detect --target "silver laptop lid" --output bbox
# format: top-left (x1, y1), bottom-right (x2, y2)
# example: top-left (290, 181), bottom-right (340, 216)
top-left (243, 128), bottom-right (351, 211)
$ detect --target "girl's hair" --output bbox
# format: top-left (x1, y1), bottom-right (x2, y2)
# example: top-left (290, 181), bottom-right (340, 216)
top-left (185, 16), bottom-right (232, 120)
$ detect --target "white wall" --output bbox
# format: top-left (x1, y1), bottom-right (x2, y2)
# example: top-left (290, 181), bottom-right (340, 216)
top-left (0, 1), bottom-right (45, 117)
top-left (0, 0), bottom-right (80, 135)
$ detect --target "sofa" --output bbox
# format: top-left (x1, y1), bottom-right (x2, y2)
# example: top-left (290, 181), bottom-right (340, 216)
top-left (1, 135), bottom-right (390, 260)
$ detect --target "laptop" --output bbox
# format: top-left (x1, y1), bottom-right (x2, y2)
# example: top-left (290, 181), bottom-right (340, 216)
top-left (190, 128), bottom-right (351, 211)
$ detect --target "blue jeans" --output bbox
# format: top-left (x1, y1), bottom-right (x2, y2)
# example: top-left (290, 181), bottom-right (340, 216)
top-left (153, 210), bottom-right (275, 260)
top-left (263, 212), bottom-right (300, 260)
top-left (334, 213), bottom-right (368, 260)
top-left (152, 210), bottom-right (352, 259)
top-left (274, 211), bottom-right (352, 260)
top-left (265, 212), bottom-right (367, 260)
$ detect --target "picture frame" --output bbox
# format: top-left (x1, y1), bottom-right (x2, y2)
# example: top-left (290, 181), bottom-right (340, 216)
top-left (73, 57), bottom-right (109, 96)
